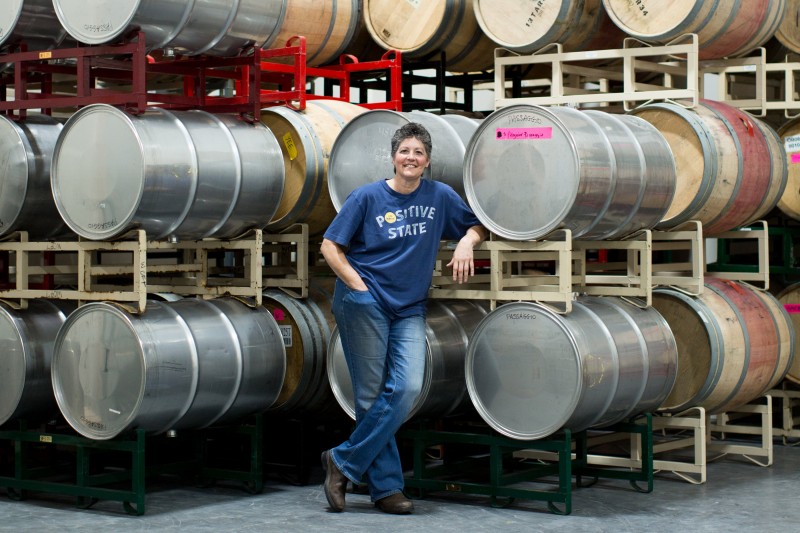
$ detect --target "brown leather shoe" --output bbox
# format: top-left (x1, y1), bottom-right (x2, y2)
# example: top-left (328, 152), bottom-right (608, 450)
top-left (374, 492), bottom-right (414, 514)
top-left (321, 450), bottom-right (347, 512)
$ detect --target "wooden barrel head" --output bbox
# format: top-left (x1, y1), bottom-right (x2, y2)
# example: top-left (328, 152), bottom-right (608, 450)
top-left (778, 117), bottom-right (800, 221)
top-left (651, 292), bottom-right (713, 411)
top-left (778, 283), bottom-right (800, 383)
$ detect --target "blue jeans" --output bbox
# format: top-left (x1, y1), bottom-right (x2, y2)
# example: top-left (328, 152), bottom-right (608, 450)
top-left (329, 279), bottom-right (426, 501)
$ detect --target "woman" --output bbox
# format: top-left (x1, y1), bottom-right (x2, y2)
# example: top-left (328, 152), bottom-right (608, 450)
top-left (320, 122), bottom-right (487, 514)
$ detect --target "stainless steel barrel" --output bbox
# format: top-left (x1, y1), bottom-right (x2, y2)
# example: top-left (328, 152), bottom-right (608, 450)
top-left (440, 114), bottom-right (482, 147)
top-left (0, 115), bottom-right (73, 239)
top-left (465, 298), bottom-right (677, 440)
top-left (0, 300), bottom-right (75, 427)
top-left (51, 298), bottom-right (286, 440)
top-left (464, 104), bottom-right (675, 241)
top-left (577, 297), bottom-right (677, 426)
top-left (51, 104), bottom-right (284, 241)
top-left (327, 110), bottom-right (472, 211)
top-left (0, 0), bottom-right (68, 52)
top-left (52, 0), bottom-right (284, 56)
top-left (465, 104), bottom-right (614, 240)
top-left (327, 299), bottom-right (489, 421)
top-left (581, 111), bottom-right (675, 239)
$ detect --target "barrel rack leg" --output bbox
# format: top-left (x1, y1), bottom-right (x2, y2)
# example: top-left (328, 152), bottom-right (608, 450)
top-left (574, 414), bottom-right (655, 493)
top-left (0, 423), bottom-right (149, 515)
top-left (198, 413), bottom-right (265, 494)
top-left (400, 425), bottom-right (574, 515)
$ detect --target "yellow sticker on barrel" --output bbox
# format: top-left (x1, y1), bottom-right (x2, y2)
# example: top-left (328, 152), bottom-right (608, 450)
top-left (496, 127), bottom-right (552, 140)
top-left (282, 132), bottom-right (298, 160)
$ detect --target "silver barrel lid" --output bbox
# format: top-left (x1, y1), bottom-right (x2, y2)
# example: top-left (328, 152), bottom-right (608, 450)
top-left (51, 104), bottom-right (197, 240)
top-left (52, 0), bottom-right (141, 46)
top-left (463, 105), bottom-right (596, 240)
top-left (466, 301), bottom-right (620, 439)
top-left (0, 303), bottom-right (27, 425)
top-left (52, 303), bottom-right (148, 439)
top-left (327, 109), bottom-right (472, 211)
top-left (327, 110), bottom-right (413, 211)
top-left (0, 114), bottom-right (31, 235)
top-left (51, 301), bottom-right (198, 440)
top-left (51, 105), bottom-right (146, 239)
top-left (0, 1), bottom-right (25, 48)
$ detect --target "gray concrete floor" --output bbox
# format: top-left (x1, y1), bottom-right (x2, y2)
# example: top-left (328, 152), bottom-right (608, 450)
top-left (1, 439), bottom-right (799, 532)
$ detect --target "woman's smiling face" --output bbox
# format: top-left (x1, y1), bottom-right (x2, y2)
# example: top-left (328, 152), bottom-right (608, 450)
top-left (392, 137), bottom-right (429, 181)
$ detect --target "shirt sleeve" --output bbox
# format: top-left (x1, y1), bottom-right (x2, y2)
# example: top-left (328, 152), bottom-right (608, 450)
top-left (323, 189), bottom-right (366, 247)
top-left (441, 186), bottom-right (482, 240)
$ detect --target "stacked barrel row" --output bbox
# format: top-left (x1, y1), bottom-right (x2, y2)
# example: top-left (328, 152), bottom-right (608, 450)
top-left (5, 105), bottom-right (797, 442)
top-left (4, 1), bottom-right (800, 75)
top-left (3, 1), bottom-right (800, 448)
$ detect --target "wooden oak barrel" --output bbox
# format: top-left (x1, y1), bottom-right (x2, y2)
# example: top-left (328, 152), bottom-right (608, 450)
top-left (653, 280), bottom-right (782, 413)
top-left (602, 0), bottom-right (786, 60)
top-left (260, 100), bottom-right (366, 236)
top-left (264, 0), bottom-right (362, 66)
top-left (474, 0), bottom-right (626, 54)
top-left (705, 279), bottom-right (780, 412)
top-left (742, 117), bottom-right (789, 226)
top-left (777, 116), bottom-right (800, 221)
top-left (775, 0), bottom-right (800, 53)
top-left (777, 283), bottom-right (800, 384)
top-left (754, 289), bottom-right (795, 390)
top-left (631, 101), bottom-right (773, 234)
top-left (261, 280), bottom-right (339, 416)
top-left (364, 0), bottom-right (496, 72)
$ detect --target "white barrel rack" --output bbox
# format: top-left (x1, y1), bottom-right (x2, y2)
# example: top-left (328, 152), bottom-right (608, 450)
top-left (493, 33), bottom-right (701, 112)
top-left (0, 225), bottom-right (309, 313)
top-left (767, 382), bottom-right (800, 445)
top-left (514, 395), bottom-right (774, 486)
top-left (431, 222), bottom-right (711, 311)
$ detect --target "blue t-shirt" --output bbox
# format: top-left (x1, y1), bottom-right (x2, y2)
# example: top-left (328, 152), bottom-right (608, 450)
top-left (324, 179), bottom-right (481, 318)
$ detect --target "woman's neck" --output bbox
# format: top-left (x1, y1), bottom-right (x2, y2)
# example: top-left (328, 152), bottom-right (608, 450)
top-left (387, 176), bottom-right (421, 194)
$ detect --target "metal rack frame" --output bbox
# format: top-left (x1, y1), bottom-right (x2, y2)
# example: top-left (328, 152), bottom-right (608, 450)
top-left (0, 33), bottom-right (403, 119)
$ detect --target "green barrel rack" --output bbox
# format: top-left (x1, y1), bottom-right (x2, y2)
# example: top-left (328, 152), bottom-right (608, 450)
top-left (0, 414), bottom-right (271, 515)
top-left (399, 414), bottom-right (654, 515)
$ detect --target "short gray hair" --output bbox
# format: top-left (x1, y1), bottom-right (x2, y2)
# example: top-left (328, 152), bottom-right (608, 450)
top-left (390, 122), bottom-right (432, 159)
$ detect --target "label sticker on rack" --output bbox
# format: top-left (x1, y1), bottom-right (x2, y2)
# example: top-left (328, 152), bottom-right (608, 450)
top-left (784, 304), bottom-right (800, 314)
top-left (279, 325), bottom-right (293, 347)
top-left (785, 135), bottom-right (800, 153)
top-left (282, 132), bottom-right (298, 161)
top-left (496, 128), bottom-right (552, 140)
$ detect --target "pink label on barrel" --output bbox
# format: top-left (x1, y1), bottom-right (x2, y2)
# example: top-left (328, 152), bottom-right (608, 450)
top-left (784, 304), bottom-right (800, 313)
top-left (791, 153), bottom-right (800, 164)
top-left (496, 127), bottom-right (552, 140)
